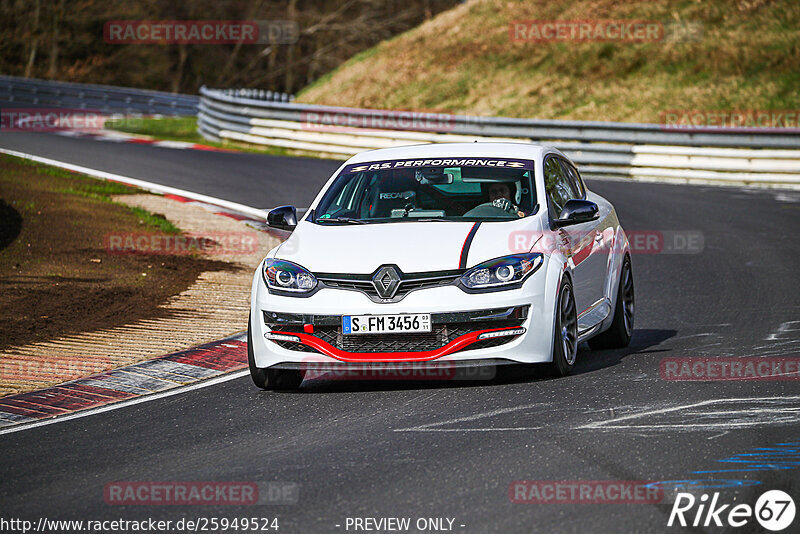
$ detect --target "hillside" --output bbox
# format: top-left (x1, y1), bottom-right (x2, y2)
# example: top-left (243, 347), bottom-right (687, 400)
top-left (297, 0), bottom-right (800, 123)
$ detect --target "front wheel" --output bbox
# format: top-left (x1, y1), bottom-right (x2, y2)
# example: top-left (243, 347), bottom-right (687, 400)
top-left (547, 278), bottom-right (578, 377)
top-left (247, 318), bottom-right (304, 390)
top-left (588, 257), bottom-right (634, 350)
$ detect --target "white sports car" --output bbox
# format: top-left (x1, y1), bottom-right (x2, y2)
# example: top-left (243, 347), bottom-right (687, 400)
top-left (248, 143), bottom-right (633, 389)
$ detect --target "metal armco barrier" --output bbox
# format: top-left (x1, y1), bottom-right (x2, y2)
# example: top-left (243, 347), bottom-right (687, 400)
top-left (0, 75), bottom-right (199, 116)
top-left (199, 86), bottom-right (800, 187)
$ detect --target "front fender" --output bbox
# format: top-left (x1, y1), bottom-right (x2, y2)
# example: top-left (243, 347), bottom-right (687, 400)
top-left (541, 251), bottom-right (571, 363)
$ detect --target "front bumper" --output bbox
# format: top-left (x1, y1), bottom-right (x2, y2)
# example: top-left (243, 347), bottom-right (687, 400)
top-left (263, 306), bottom-right (528, 362)
top-left (249, 265), bottom-right (555, 368)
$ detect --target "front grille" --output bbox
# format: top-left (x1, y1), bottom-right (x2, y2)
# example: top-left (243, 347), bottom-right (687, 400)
top-left (274, 340), bottom-right (318, 353)
top-left (315, 269), bottom-right (462, 303)
top-left (265, 307), bottom-right (528, 355)
top-left (316, 279), bottom-right (375, 292)
top-left (339, 331), bottom-right (442, 353)
top-left (310, 321), bottom-right (519, 353)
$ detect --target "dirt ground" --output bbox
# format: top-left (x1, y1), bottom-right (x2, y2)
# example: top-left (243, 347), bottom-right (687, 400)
top-left (0, 156), bottom-right (234, 351)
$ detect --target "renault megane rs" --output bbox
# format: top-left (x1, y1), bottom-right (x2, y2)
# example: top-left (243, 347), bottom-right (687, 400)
top-left (248, 143), bottom-right (634, 389)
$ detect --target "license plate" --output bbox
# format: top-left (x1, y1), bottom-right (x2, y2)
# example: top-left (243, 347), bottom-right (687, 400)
top-left (342, 314), bottom-right (431, 335)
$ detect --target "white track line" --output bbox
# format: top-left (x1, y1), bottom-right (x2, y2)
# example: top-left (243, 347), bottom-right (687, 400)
top-left (0, 370), bottom-right (249, 437)
top-left (397, 427), bottom-right (544, 432)
top-left (0, 147), bottom-right (267, 220)
top-left (577, 395), bottom-right (800, 430)
top-left (394, 403), bottom-right (545, 432)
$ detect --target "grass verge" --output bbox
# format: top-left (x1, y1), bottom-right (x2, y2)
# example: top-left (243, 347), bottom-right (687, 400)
top-left (105, 116), bottom-right (294, 157)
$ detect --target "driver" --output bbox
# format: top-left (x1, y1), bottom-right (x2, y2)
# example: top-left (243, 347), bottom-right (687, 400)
top-left (485, 182), bottom-right (525, 217)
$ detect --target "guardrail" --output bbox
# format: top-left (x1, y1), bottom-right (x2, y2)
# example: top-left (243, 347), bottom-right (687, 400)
top-left (0, 75), bottom-right (199, 116)
top-left (209, 88), bottom-right (295, 103)
top-left (199, 86), bottom-right (800, 187)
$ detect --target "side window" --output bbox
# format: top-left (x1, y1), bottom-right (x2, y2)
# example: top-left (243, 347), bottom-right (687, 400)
top-left (344, 174), bottom-right (367, 211)
top-left (544, 156), bottom-right (572, 218)
top-left (329, 173), bottom-right (368, 216)
top-left (558, 158), bottom-right (585, 199)
top-left (331, 176), bottom-right (357, 212)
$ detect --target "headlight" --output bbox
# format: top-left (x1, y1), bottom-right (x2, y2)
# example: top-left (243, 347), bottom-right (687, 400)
top-left (460, 253), bottom-right (543, 291)
top-left (262, 259), bottom-right (317, 293)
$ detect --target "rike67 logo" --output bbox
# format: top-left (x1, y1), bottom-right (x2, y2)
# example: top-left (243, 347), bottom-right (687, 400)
top-left (668, 490), bottom-right (795, 531)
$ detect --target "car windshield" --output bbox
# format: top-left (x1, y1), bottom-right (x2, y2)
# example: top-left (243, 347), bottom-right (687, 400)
top-left (313, 157), bottom-right (536, 223)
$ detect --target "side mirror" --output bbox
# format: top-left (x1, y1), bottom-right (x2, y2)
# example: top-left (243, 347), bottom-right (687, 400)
top-left (553, 199), bottom-right (598, 227)
top-left (267, 205), bottom-right (298, 231)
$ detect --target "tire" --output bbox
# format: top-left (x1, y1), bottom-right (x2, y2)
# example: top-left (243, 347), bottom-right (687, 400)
top-left (247, 318), bottom-right (304, 390)
top-left (547, 278), bottom-right (578, 377)
top-left (588, 257), bottom-right (634, 350)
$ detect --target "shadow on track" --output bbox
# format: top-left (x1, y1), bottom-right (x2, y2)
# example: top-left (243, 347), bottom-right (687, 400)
top-left (572, 328), bottom-right (677, 376)
top-left (0, 199), bottom-right (22, 252)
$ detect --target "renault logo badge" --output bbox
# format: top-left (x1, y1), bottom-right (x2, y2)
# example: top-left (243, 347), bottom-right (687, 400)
top-left (372, 266), bottom-right (401, 299)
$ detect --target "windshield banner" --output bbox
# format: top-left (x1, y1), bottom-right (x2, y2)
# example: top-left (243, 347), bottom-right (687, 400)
top-left (343, 158), bottom-right (534, 174)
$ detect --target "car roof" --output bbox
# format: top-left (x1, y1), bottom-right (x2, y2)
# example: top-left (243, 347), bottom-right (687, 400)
top-left (344, 142), bottom-right (556, 164)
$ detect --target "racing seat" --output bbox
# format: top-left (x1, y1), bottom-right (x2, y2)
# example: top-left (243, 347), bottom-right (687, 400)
top-left (367, 174), bottom-right (420, 218)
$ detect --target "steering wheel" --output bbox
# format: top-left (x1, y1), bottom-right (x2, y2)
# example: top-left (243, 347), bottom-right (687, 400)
top-left (463, 202), bottom-right (515, 218)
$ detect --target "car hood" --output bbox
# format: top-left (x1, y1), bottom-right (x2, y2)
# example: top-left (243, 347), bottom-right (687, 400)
top-left (273, 218), bottom-right (543, 274)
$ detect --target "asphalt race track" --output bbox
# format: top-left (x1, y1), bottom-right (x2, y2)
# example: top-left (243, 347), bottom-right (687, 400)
top-left (1, 131), bottom-right (799, 533)
top-left (0, 132), bottom-right (341, 208)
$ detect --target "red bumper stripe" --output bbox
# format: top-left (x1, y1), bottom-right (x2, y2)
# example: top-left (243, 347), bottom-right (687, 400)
top-left (280, 327), bottom-right (522, 362)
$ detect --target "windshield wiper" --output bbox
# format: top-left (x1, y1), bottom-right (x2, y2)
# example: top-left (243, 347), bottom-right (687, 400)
top-left (316, 217), bottom-right (367, 225)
